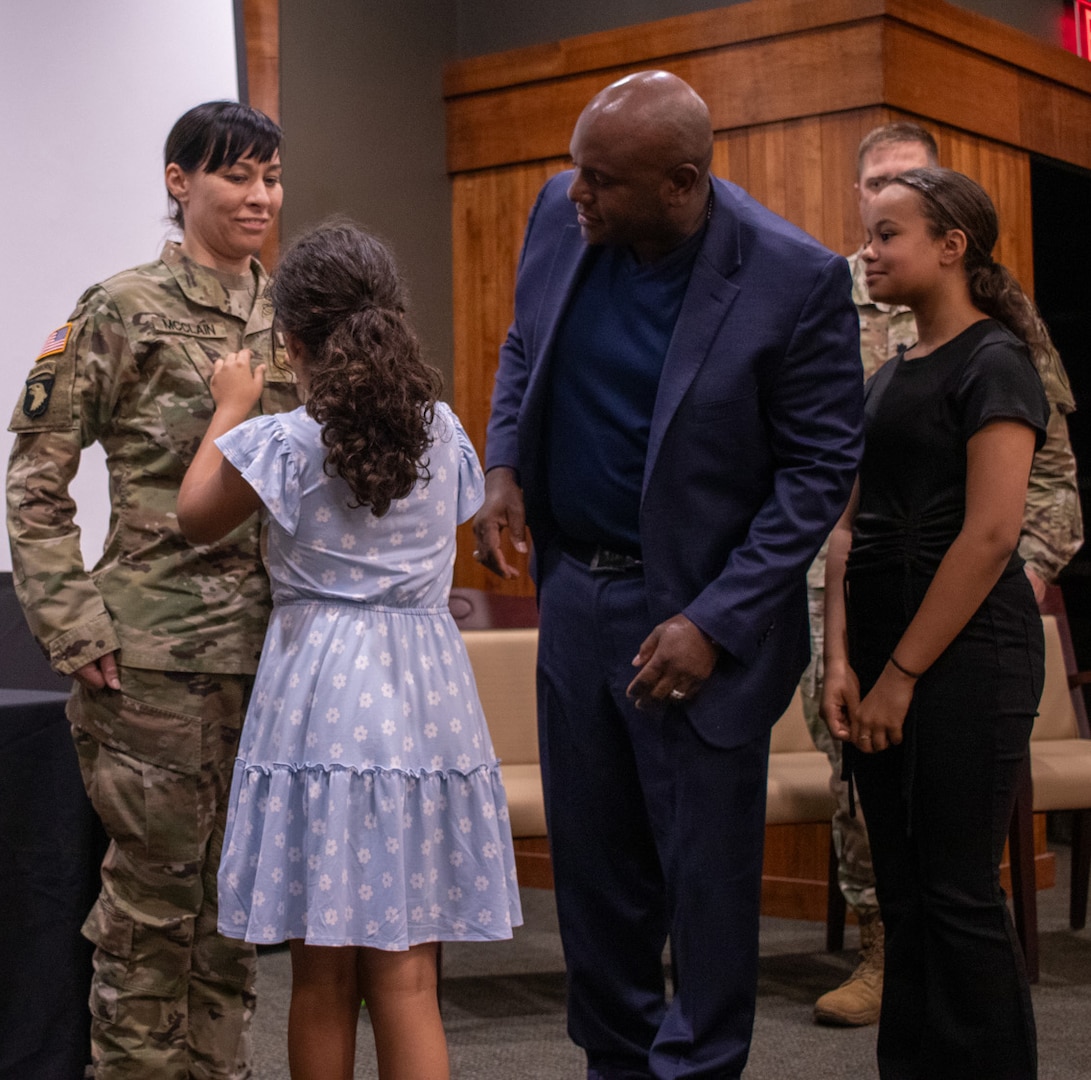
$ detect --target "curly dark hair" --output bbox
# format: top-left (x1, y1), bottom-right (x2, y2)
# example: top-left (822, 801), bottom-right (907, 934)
top-left (267, 221), bottom-right (443, 517)
top-left (889, 167), bottom-right (1049, 358)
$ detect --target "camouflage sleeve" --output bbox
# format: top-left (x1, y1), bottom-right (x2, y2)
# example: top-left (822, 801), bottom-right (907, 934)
top-left (1018, 361), bottom-right (1083, 582)
top-left (1032, 307), bottom-right (1076, 416)
top-left (6, 288), bottom-right (126, 672)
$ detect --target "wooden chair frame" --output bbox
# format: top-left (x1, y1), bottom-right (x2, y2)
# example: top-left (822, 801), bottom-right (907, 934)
top-left (1007, 587), bottom-right (1091, 982)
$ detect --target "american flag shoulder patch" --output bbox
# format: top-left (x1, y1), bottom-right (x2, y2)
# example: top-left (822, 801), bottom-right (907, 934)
top-left (37, 323), bottom-right (72, 359)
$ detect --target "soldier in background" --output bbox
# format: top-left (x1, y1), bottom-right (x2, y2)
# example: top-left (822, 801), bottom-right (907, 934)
top-left (804, 120), bottom-right (1083, 1028)
top-left (5, 102), bottom-right (298, 1079)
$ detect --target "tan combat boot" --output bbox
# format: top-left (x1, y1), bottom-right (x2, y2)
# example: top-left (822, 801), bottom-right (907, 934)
top-left (813, 912), bottom-right (884, 1026)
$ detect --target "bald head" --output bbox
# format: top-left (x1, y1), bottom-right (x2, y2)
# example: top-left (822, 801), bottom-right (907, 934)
top-left (579, 71), bottom-right (714, 178)
top-left (567, 71), bottom-right (714, 262)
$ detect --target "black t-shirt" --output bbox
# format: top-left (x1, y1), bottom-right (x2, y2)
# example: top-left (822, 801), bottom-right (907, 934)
top-left (849, 318), bottom-right (1048, 577)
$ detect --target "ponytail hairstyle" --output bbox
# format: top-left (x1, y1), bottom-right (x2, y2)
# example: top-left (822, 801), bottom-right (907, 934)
top-left (888, 167), bottom-right (1049, 358)
top-left (267, 221), bottom-right (443, 517)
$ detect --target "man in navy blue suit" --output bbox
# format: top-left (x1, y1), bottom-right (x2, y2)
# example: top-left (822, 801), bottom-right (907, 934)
top-left (473, 70), bottom-right (863, 1078)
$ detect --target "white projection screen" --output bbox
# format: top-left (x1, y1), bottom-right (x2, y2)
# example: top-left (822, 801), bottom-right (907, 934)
top-left (0, 0), bottom-right (241, 571)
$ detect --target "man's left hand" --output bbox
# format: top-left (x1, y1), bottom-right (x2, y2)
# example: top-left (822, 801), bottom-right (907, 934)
top-left (626, 614), bottom-right (720, 709)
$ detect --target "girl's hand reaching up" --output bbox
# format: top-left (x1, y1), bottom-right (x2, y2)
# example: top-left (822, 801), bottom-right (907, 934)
top-left (211, 349), bottom-right (266, 418)
top-left (177, 349), bottom-right (265, 545)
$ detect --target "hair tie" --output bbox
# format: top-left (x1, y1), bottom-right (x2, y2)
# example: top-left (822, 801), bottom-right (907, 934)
top-left (889, 654), bottom-right (923, 680)
top-left (353, 301), bottom-right (401, 320)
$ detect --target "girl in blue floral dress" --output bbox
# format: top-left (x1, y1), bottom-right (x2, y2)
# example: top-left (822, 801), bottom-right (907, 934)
top-left (179, 221), bottom-right (521, 1079)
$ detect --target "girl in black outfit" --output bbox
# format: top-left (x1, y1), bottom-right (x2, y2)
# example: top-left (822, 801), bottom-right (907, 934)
top-left (822, 168), bottom-right (1049, 1080)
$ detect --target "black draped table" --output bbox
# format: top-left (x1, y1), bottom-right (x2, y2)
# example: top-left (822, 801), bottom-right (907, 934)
top-left (0, 687), bottom-right (107, 1080)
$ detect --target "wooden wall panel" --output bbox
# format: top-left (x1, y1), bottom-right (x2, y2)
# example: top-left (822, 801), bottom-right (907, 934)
top-left (713, 110), bottom-right (887, 258)
top-left (819, 111), bottom-right (886, 255)
top-left (445, 0), bottom-right (1091, 100)
top-left (447, 21), bottom-right (885, 174)
top-left (449, 19), bottom-right (1091, 180)
top-left (452, 160), bottom-right (567, 594)
top-left (762, 815), bottom-right (1054, 922)
top-left (242, 0), bottom-right (281, 267)
top-left (938, 127), bottom-right (1034, 295)
top-left (882, 21), bottom-right (1091, 174)
top-left (883, 22), bottom-right (1023, 150)
top-left (243, 0), bottom-right (279, 123)
top-left (1018, 73), bottom-right (1091, 173)
top-left (714, 110), bottom-right (1033, 288)
top-left (444, 0), bottom-right (888, 98)
top-left (446, 1), bottom-right (1091, 174)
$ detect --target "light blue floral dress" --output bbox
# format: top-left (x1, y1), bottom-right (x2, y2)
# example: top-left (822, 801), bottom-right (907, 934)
top-left (215, 402), bottom-right (522, 949)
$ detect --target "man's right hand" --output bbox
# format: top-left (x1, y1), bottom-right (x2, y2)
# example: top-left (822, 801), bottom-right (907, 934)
top-left (74, 651), bottom-right (121, 691)
top-left (472, 467), bottom-right (528, 580)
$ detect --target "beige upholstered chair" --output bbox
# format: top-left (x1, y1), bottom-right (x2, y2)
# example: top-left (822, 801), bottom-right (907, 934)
top-left (766, 689), bottom-right (845, 948)
top-left (451, 589), bottom-right (551, 888)
top-left (461, 628), bottom-right (544, 834)
top-left (1008, 587), bottom-right (1091, 982)
top-left (766, 689), bottom-right (838, 826)
top-left (1029, 606), bottom-right (1091, 924)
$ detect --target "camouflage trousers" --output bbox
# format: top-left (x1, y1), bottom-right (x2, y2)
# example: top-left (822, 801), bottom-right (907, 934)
top-left (69, 666), bottom-right (257, 1080)
top-left (802, 587), bottom-right (880, 919)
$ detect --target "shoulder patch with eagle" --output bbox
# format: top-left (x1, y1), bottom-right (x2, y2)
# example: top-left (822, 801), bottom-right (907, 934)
top-left (23, 374), bottom-right (56, 419)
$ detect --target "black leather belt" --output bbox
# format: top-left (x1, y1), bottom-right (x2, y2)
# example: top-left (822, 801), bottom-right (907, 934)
top-left (559, 537), bottom-right (643, 573)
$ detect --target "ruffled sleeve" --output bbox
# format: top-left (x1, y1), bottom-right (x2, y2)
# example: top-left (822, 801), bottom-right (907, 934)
top-left (216, 412), bottom-right (303, 535)
top-left (434, 402), bottom-right (484, 524)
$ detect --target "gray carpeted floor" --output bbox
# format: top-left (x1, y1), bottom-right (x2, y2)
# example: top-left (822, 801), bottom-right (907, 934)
top-left (251, 843), bottom-right (1091, 1078)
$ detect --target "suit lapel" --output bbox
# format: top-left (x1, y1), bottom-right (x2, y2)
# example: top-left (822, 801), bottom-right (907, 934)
top-left (520, 222), bottom-right (589, 470)
top-left (525, 224), bottom-right (587, 401)
top-left (644, 183), bottom-right (743, 495)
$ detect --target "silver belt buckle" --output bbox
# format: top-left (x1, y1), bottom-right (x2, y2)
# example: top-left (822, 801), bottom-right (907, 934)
top-left (588, 546), bottom-right (642, 573)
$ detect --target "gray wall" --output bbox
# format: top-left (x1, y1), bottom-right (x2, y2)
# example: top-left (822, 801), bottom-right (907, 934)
top-left (280, 0), bottom-right (457, 388)
top-left (280, 0), bottom-right (1070, 395)
top-left (453, 0), bottom-right (1067, 56)
top-left (0, 0), bottom-right (239, 574)
top-left (947, 0), bottom-right (1064, 46)
top-left (454, 0), bottom-right (743, 57)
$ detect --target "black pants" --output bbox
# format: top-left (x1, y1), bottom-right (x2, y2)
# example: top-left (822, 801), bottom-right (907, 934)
top-left (847, 568), bottom-right (1041, 1080)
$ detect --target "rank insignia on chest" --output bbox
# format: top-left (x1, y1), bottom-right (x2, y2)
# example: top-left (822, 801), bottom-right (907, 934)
top-left (23, 374), bottom-right (55, 418)
top-left (37, 322), bottom-right (72, 359)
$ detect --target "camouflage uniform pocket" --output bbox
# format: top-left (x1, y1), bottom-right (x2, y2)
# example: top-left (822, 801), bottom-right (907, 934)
top-left (83, 894), bottom-right (191, 1000)
top-left (70, 683), bottom-right (202, 773)
top-left (70, 686), bottom-right (202, 863)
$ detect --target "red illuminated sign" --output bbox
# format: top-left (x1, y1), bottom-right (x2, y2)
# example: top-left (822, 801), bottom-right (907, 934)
top-left (1078, 0), bottom-right (1091, 58)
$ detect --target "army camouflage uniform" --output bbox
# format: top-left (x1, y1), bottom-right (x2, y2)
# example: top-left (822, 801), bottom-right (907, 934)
top-left (6, 242), bottom-right (299, 1079)
top-left (803, 249), bottom-right (1084, 919)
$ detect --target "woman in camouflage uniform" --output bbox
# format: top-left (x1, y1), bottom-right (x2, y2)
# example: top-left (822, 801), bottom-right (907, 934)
top-left (6, 101), bottom-right (298, 1080)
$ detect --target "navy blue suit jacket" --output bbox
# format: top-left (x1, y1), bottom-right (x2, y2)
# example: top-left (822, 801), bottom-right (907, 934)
top-left (486, 172), bottom-right (863, 749)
